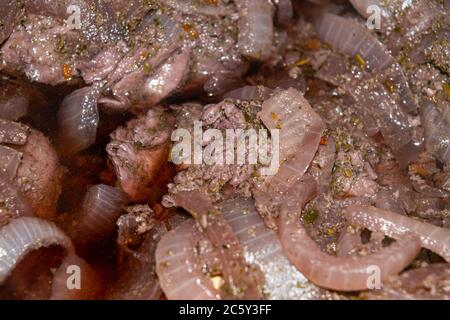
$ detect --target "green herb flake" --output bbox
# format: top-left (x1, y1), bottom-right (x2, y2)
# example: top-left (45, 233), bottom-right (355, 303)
top-left (302, 209), bottom-right (319, 224)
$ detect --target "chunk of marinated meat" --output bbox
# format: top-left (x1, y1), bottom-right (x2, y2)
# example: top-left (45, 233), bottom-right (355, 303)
top-left (0, 1), bottom-right (266, 113)
top-left (163, 96), bottom-right (268, 208)
top-left (12, 128), bottom-right (63, 219)
top-left (0, 120), bottom-right (62, 219)
top-left (100, 9), bottom-right (250, 110)
top-left (1, 0), bottom-right (125, 85)
top-left (107, 107), bottom-right (175, 203)
top-left (0, 14), bottom-right (112, 85)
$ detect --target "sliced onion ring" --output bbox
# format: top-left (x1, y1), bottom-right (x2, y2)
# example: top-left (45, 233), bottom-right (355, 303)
top-left (155, 219), bottom-right (221, 300)
top-left (345, 205), bottom-right (450, 262)
top-left (236, 0), bottom-right (275, 61)
top-left (0, 217), bottom-right (74, 284)
top-left (277, 177), bottom-right (421, 292)
top-left (57, 85), bottom-right (101, 155)
top-left (77, 184), bottom-right (128, 241)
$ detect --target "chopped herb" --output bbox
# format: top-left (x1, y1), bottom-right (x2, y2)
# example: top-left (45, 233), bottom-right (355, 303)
top-left (444, 81), bottom-right (450, 101)
top-left (302, 64), bottom-right (316, 78)
top-left (302, 209), bottom-right (319, 224)
top-left (351, 115), bottom-right (361, 126)
top-left (354, 54), bottom-right (366, 69)
top-left (393, 25), bottom-right (402, 33)
top-left (75, 43), bottom-right (87, 55)
top-left (56, 35), bottom-right (65, 53)
top-left (295, 58), bottom-right (310, 67)
top-left (143, 62), bottom-right (151, 75)
top-left (343, 168), bottom-right (353, 178)
top-left (384, 79), bottom-right (396, 93)
top-left (332, 164), bottom-right (338, 174)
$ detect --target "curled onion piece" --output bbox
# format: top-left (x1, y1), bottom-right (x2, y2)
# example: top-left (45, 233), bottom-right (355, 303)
top-left (314, 13), bottom-right (393, 71)
top-left (57, 85), bottom-right (101, 155)
top-left (174, 191), bottom-right (264, 299)
top-left (221, 198), bottom-right (333, 300)
top-left (155, 219), bottom-right (221, 300)
top-left (345, 205), bottom-right (450, 262)
top-left (314, 13), bottom-right (417, 114)
top-left (258, 88), bottom-right (325, 190)
top-left (77, 184), bottom-right (128, 241)
top-left (50, 254), bottom-right (100, 300)
top-left (0, 217), bottom-right (74, 284)
top-left (278, 177), bottom-right (421, 291)
top-left (236, 0), bottom-right (275, 61)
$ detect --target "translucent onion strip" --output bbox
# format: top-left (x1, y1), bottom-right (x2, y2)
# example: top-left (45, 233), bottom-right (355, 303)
top-left (258, 88), bottom-right (325, 190)
top-left (236, 0), bottom-right (275, 61)
top-left (0, 217), bottom-right (75, 284)
top-left (221, 198), bottom-right (333, 300)
top-left (314, 13), bottom-right (417, 114)
top-left (345, 205), bottom-right (450, 262)
top-left (174, 191), bottom-right (264, 299)
top-left (78, 184), bottom-right (128, 241)
top-left (155, 219), bottom-right (221, 300)
top-left (57, 85), bottom-right (101, 155)
top-left (314, 13), bottom-right (394, 71)
top-left (278, 178), bottom-right (421, 291)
